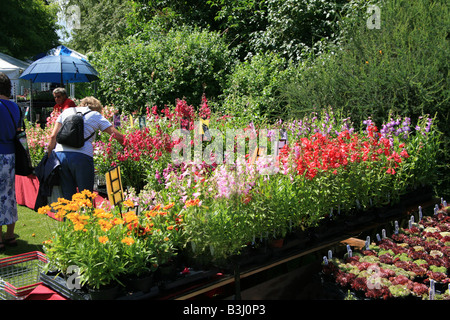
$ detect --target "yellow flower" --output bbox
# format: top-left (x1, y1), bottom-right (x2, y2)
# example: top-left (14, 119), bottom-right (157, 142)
top-left (79, 214), bottom-right (90, 221)
top-left (50, 202), bottom-right (64, 211)
top-left (73, 222), bottom-right (86, 231)
top-left (151, 204), bottom-right (161, 212)
top-left (163, 203), bottom-right (175, 210)
top-left (64, 203), bottom-right (80, 212)
top-left (77, 199), bottom-right (92, 208)
top-left (94, 208), bottom-right (113, 219)
top-left (77, 189), bottom-right (97, 199)
top-left (185, 198), bottom-right (200, 207)
top-left (122, 211), bottom-right (138, 224)
top-left (112, 218), bottom-right (124, 225)
top-left (121, 237), bottom-right (135, 245)
top-left (37, 205), bottom-right (51, 215)
top-left (68, 213), bottom-right (89, 231)
top-left (55, 209), bottom-right (67, 220)
top-left (98, 219), bottom-right (113, 232)
top-left (145, 211), bottom-right (157, 218)
top-left (123, 199), bottom-right (135, 208)
top-left (57, 197), bottom-right (69, 204)
top-left (94, 208), bottom-right (105, 215)
top-left (66, 212), bottom-right (79, 221)
top-left (98, 236), bottom-right (109, 244)
top-left (71, 190), bottom-right (96, 206)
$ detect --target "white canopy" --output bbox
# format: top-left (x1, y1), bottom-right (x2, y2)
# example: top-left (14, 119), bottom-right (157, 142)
top-left (0, 52), bottom-right (30, 80)
top-left (0, 52), bottom-right (31, 98)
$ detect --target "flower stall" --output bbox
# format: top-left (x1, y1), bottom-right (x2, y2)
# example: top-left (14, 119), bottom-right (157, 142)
top-left (28, 97), bottom-right (445, 299)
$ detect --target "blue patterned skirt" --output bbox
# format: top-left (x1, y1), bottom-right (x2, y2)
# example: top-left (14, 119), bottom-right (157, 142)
top-left (0, 154), bottom-right (18, 226)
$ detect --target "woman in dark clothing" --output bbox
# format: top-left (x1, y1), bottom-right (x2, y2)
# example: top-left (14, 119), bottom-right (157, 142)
top-left (0, 72), bottom-right (20, 250)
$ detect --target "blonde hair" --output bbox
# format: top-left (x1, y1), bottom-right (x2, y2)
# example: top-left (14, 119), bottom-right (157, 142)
top-left (79, 96), bottom-right (103, 113)
top-left (53, 87), bottom-right (67, 97)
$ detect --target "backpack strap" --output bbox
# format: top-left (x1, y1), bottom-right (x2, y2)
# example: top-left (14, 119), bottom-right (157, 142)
top-left (84, 130), bottom-right (95, 142)
top-left (80, 109), bottom-right (95, 142)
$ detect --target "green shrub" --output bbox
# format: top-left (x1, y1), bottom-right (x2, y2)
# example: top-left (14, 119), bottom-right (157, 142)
top-left (282, 0), bottom-right (449, 125)
top-left (91, 26), bottom-right (234, 114)
top-left (220, 52), bottom-right (295, 124)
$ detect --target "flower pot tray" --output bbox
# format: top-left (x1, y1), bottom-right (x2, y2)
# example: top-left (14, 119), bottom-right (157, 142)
top-left (40, 273), bottom-right (89, 300)
top-left (40, 267), bottom-right (218, 300)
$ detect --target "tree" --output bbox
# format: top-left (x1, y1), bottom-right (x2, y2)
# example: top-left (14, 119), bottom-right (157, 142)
top-left (0, 0), bottom-right (60, 60)
top-left (64, 0), bottom-right (131, 53)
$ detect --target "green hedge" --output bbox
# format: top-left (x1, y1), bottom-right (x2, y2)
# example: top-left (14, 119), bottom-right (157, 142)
top-left (220, 52), bottom-right (296, 123)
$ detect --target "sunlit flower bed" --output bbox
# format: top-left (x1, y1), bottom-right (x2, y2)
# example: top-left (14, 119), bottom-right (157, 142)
top-left (322, 207), bottom-right (450, 300)
top-left (31, 97), bottom-right (443, 290)
top-left (120, 107), bottom-right (440, 262)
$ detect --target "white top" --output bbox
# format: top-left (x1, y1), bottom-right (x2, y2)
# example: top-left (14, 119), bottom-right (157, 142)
top-left (55, 106), bottom-right (112, 157)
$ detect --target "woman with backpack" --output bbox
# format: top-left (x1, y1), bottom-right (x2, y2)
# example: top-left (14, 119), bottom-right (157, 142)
top-left (47, 96), bottom-right (124, 201)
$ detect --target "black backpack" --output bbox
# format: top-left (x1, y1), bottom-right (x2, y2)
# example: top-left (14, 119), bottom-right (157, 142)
top-left (56, 108), bottom-right (95, 148)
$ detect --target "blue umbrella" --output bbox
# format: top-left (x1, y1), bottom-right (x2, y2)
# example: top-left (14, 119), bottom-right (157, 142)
top-left (19, 55), bottom-right (99, 85)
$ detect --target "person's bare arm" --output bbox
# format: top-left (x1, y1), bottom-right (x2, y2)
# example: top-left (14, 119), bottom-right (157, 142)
top-left (47, 122), bottom-right (62, 155)
top-left (103, 126), bottom-right (125, 145)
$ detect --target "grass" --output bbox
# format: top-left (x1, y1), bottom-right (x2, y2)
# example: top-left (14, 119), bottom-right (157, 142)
top-left (0, 205), bottom-right (60, 259)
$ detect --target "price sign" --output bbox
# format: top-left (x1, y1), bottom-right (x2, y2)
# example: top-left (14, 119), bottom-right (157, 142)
top-left (105, 166), bottom-right (124, 208)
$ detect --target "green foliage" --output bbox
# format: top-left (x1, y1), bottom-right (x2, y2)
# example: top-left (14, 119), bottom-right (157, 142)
top-left (65, 0), bottom-right (131, 53)
top-left (91, 26), bottom-right (234, 114)
top-left (206, 0), bottom-right (268, 60)
top-left (0, 0), bottom-right (60, 60)
top-left (281, 0), bottom-right (449, 126)
top-left (248, 0), bottom-right (349, 61)
top-left (220, 52), bottom-right (295, 124)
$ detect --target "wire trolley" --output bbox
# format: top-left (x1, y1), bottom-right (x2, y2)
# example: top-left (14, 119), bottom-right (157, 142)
top-left (0, 251), bottom-right (48, 300)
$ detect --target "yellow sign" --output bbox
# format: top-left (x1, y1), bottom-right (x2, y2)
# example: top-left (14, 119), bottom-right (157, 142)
top-left (105, 166), bottom-right (124, 206)
top-left (200, 118), bottom-right (209, 134)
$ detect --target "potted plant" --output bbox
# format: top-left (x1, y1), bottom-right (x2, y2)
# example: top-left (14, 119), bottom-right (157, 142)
top-left (41, 191), bottom-right (155, 299)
